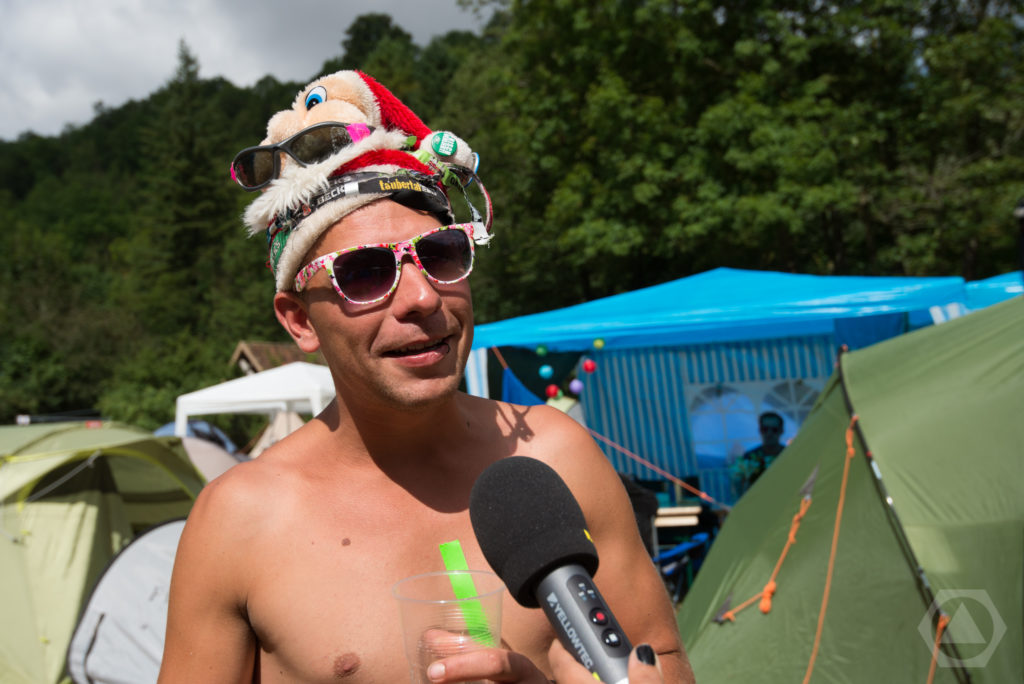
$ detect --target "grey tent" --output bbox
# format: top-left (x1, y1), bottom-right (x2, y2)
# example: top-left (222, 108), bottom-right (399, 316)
top-left (66, 519), bottom-right (185, 684)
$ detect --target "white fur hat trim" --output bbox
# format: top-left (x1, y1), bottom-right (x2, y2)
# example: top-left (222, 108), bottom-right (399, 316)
top-left (240, 128), bottom-right (433, 293)
top-left (242, 127), bottom-right (410, 236)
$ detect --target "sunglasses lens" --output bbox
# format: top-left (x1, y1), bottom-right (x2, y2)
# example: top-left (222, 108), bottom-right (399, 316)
top-left (233, 149), bottom-right (275, 189)
top-left (333, 247), bottom-right (397, 303)
top-left (290, 124), bottom-right (354, 165)
top-left (417, 230), bottom-right (473, 282)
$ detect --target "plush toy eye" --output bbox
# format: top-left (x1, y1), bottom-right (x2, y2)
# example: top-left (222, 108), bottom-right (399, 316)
top-left (304, 86), bottom-right (328, 110)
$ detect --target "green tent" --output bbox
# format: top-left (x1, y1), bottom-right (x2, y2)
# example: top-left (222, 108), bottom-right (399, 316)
top-left (678, 296), bottom-right (1023, 683)
top-left (0, 421), bottom-right (205, 684)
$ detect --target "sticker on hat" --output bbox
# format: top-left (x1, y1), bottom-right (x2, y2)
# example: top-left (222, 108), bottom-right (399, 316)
top-left (431, 131), bottom-right (459, 158)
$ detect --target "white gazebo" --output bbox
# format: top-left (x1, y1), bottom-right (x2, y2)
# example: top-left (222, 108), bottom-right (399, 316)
top-left (173, 362), bottom-right (335, 437)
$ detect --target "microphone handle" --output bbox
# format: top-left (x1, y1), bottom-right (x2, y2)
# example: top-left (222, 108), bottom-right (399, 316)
top-left (535, 564), bottom-right (631, 684)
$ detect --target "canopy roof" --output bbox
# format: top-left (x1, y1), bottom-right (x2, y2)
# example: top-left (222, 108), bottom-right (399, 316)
top-left (472, 267), bottom-right (967, 352)
top-left (174, 362), bottom-right (335, 436)
top-left (965, 270), bottom-right (1023, 310)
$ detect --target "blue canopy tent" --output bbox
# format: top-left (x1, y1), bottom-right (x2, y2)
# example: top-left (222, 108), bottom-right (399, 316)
top-left (966, 270), bottom-right (1023, 311)
top-left (465, 268), bottom-right (970, 505)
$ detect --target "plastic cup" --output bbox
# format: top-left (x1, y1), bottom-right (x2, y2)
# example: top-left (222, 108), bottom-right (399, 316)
top-left (392, 569), bottom-right (504, 684)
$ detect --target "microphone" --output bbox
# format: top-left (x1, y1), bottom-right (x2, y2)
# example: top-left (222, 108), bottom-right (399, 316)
top-left (469, 456), bottom-right (631, 684)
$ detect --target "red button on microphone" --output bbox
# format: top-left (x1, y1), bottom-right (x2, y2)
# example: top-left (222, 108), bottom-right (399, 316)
top-left (589, 608), bottom-right (609, 625)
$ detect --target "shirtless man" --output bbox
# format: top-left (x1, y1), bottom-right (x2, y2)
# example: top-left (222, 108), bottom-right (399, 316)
top-left (159, 70), bottom-right (693, 684)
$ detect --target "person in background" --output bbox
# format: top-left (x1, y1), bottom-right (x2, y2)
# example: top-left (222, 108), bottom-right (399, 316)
top-left (730, 410), bottom-right (787, 497)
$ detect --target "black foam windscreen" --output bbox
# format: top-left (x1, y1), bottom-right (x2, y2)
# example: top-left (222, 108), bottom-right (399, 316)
top-left (469, 456), bottom-right (599, 607)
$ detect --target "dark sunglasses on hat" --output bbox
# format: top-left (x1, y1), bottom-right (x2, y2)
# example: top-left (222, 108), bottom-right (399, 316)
top-left (294, 224), bottom-right (475, 305)
top-left (230, 121), bottom-right (375, 191)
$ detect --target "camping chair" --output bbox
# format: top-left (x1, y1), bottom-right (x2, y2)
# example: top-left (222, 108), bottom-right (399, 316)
top-left (653, 532), bottom-right (710, 603)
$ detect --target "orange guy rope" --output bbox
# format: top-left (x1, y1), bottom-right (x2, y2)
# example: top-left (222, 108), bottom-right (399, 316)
top-left (761, 495), bottom-right (812, 613)
top-left (587, 428), bottom-right (727, 509)
top-left (490, 346), bottom-right (511, 370)
top-left (717, 492), bottom-right (812, 622)
top-left (801, 414), bottom-right (859, 684)
top-left (926, 613), bottom-right (951, 684)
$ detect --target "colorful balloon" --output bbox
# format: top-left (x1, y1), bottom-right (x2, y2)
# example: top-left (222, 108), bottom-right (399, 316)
top-left (535, 345), bottom-right (548, 356)
top-left (539, 364), bottom-right (554, 379)
top-left (582, 359), bottom-right (597, 373)
top-left (593, 338), bottom-right (605, 350)
top-left (569, 378), bottom-right (584, 395)
top-left (545, 383), bottom-right (560, 398)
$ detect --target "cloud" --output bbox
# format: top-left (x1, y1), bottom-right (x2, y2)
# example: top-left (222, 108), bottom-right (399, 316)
top-left (0, 0), bottom-right (482, 140)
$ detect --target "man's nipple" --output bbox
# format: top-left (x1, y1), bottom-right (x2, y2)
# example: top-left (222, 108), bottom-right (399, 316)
top-left (333, 652), bottom-right (361, 678)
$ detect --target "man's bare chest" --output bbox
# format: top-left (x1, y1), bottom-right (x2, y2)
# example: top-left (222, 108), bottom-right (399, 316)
top-left (242, 502), bottom-right (553, 682)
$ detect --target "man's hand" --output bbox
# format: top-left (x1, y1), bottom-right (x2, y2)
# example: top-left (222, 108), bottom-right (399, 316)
top-left (421, 639), bottom-right (666, 683)
top-left (423, 646), bottom-right (551, 682)
top-left (548, 638), bottom-right (665, 683)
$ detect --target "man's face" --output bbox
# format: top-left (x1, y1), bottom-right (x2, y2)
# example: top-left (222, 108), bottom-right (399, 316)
top-left (759, 417), bottom-right (783, 446)
top-left (296, 200), bottom-right (474, 412)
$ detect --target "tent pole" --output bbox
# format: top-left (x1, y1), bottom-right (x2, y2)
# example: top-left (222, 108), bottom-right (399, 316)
top-left (173, 398), bottom-right (189, 437)
top-left (835, 347), bottom-right (972, 684)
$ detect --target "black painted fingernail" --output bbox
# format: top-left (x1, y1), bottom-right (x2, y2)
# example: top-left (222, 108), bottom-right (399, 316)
top-left (636, 644), bottom-right (656, 666)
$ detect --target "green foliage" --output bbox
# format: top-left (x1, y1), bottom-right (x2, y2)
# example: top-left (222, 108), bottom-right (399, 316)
top-left (439, 0), bottom-right (1022, 325)
top-left (337, 13), bottom-right (415, 71)
top-left (96, 331), bottom-right (229, 430)
top-left (0, 41), bottom-right (294, 427)
top-left (0, 5), bottom-right (1021, 431)
top-left (320, 15), bottom-right (489, 123)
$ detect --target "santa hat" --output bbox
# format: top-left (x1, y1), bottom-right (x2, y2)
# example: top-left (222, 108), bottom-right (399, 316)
top-left (239, 70), bottom-right (492, 292)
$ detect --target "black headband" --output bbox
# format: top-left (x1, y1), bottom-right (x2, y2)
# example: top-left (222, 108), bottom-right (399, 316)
top-left (266, 170), bottom-right (454, 252)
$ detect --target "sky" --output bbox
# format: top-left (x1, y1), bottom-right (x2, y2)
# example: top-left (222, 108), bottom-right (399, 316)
top-left (0, 0), bottom-right (486, 141)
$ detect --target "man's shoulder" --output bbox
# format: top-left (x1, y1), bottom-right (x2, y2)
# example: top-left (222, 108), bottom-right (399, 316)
top-left (193, 421), bottom-right (337, 519)
top-left (452, 394), bottom-right (608, 490)
top-left (458, 393), bottom-right (585, 438)
top-left (742, 445), bottom-right (765, 458)
top-left (188, 456), bottom-right (291, 527)
top-left (488, 395), bottom-right (583, 426)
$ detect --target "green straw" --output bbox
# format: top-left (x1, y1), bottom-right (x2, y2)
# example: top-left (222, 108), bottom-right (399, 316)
top-left (439, 539), bottom-right (496, 647)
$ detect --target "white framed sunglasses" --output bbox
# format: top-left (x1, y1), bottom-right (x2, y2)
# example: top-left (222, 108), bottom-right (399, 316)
top-left (294, 224), bottom-right (475, 304)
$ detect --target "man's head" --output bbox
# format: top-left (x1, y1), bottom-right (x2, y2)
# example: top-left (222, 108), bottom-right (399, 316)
top-left (234, 70), bottom-right (492, 293)
top-left (234, 71), bottom-right (488, 410)
top-left (758, 411), bottom-right (785, 446)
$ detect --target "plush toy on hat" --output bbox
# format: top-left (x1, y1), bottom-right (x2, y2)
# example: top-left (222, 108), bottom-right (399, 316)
top-left (234, 70), bottom-right (491, 292)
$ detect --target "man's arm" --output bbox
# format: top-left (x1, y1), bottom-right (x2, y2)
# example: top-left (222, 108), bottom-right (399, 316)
top-left (158, 469), bottom-right (259, 683)
top-left (536, 408), bottom-right (696, 683)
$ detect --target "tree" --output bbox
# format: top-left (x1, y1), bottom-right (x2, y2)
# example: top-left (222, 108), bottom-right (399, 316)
top-left (320, 13), bottom-right (417, 74)
top-left (100, 42), bottom-right (279, 427)
top-left (0, 41), bottom-right (293, 425)
top-left (446, 0), bottom-right (734, 317)
top-left (442, 0), bottom-right (1023, 323)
